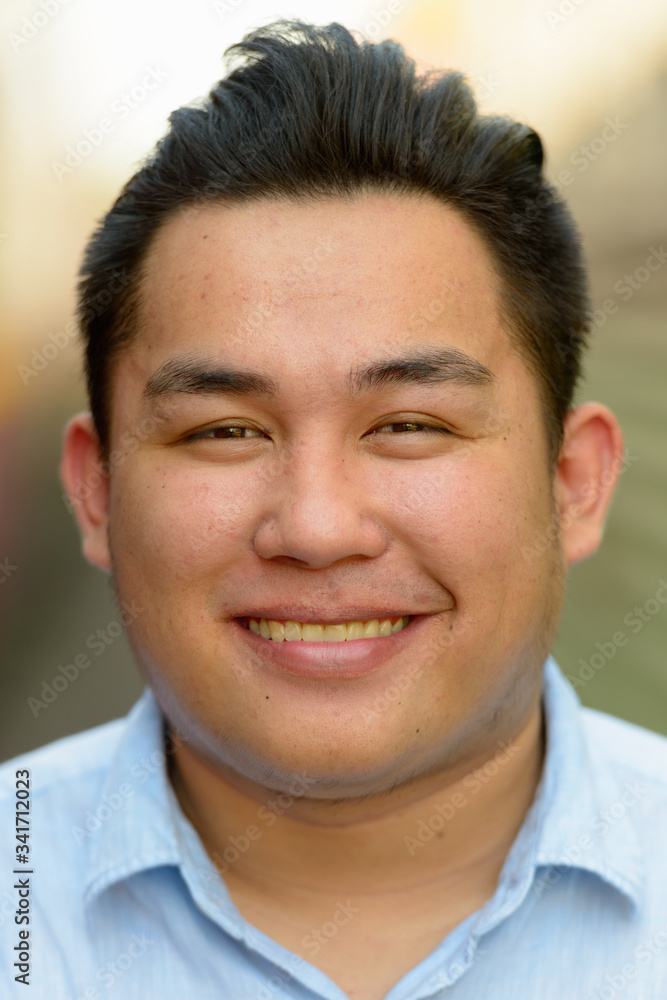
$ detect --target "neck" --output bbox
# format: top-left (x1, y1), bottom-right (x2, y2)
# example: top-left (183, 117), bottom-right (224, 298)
top-left (168, 700), bottom-right (546, 903)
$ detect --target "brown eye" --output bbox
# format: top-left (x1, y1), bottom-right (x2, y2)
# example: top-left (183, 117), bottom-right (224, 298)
top-left (187, 426), bottom-right (267, 441)
top-left (370, 422), bottom-right (452, 435)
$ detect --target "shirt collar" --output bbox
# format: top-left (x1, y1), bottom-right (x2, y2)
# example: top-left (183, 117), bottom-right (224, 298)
top-left (83, 656), bottom-right (644, 918)
top-left (470, 656), bottom-right (644, 939)
top-left (83, 688), bottom-right (182, 910)
top-left (531, 655), bottom-right (644, 904)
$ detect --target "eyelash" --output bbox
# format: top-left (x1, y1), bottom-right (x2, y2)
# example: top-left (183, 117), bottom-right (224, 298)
top-left (186, 422), bottom-right (452, 442)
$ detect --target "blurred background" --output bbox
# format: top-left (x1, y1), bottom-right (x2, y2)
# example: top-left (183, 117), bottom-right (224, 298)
top-left (1, 0), bottom-right (666, 760)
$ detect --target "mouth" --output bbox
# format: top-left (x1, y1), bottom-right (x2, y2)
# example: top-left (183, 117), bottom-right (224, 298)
top-left (237, 615), bottom-right (411, 642)
top-left (231, 613), bottom-right (426, 679)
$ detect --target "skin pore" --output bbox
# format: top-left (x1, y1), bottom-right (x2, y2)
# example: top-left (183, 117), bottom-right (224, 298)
top-left (61, 192), bottom-right (624, 1000)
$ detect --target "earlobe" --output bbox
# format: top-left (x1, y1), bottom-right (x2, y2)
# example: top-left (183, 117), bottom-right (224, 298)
top-left (556, 403), bottom-right (625, 566)
top-left (60, 413), bottom-right (112, 572)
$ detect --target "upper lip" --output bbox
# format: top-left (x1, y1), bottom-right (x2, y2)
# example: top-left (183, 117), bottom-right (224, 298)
top-left (233, 608), bottom-right (417, 624)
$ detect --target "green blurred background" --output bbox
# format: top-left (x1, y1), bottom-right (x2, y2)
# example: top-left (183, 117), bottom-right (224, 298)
top-left (1, 0), bottom-right (666, 759)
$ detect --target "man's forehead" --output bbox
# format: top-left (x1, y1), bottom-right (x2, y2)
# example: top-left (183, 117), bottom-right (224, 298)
top-left (126, 192), bottom-right (520, 407)
top-left (141, 192), bottom-right (503, 300)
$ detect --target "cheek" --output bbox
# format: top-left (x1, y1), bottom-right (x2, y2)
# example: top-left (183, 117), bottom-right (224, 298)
top-left (388, 449), bottom-right (550, 565)
top-left (393, 450), bottom-right (559, 653)
top-left (110, 461), bottom-right (257, 584)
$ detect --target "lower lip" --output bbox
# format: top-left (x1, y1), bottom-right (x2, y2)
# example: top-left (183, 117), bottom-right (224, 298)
top-left (229, 616), bottom-right (428, 679)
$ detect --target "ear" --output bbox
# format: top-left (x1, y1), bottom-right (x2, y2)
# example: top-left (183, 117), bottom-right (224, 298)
top-left (60, 413), bottom-right (112, 572)
top-left (555, 403), bottom-right (625, 567)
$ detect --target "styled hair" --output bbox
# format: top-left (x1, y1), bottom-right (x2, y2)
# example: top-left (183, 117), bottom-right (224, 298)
top-left (78, 18), bottom-right (590, 465)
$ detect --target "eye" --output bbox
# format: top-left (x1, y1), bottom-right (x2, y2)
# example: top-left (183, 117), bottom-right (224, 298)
top-left (185, 425), bottom-right (267, 442)
top-left (183, 421), bottom-right (453, 443)
top-left (368, 422), bottom-right (452, 436)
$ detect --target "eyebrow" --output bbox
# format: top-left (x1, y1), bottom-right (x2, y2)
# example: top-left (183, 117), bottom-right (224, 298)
top-left (143, 356), bottom-right (277, 400)
top-left (349, 347), bottom-right (495, 394)
top-left (142, 347), bottom-right (495, 402)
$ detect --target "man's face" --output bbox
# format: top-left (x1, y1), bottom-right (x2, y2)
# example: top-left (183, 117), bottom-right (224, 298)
top-left (90, 193), bottom-right (567, 797)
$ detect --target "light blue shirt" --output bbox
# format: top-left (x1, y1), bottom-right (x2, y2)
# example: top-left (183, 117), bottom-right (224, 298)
top-left (1, 656), bottom-right (667, 999)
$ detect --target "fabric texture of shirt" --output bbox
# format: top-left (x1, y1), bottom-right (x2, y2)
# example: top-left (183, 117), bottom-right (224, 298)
top-left (1, 655), bottom-right (667, 1000)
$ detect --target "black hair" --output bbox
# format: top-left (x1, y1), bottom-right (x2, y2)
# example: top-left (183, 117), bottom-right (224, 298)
top-left (78, 18), bottom-right (590, 466)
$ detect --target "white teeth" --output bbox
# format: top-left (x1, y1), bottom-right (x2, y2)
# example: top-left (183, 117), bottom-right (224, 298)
top-left (243, 616), bottom-right (411, 642)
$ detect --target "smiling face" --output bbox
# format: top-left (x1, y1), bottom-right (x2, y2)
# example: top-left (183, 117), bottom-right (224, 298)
top-left (70, 192), bottom-right (571, 797)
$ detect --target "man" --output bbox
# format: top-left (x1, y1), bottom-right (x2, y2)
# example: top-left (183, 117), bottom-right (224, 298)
top-left (2, 18), bottom-right (666, 1000)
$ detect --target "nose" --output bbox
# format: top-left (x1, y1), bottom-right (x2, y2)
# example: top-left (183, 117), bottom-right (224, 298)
top-left (251, 441), bottom-right (388, 569)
